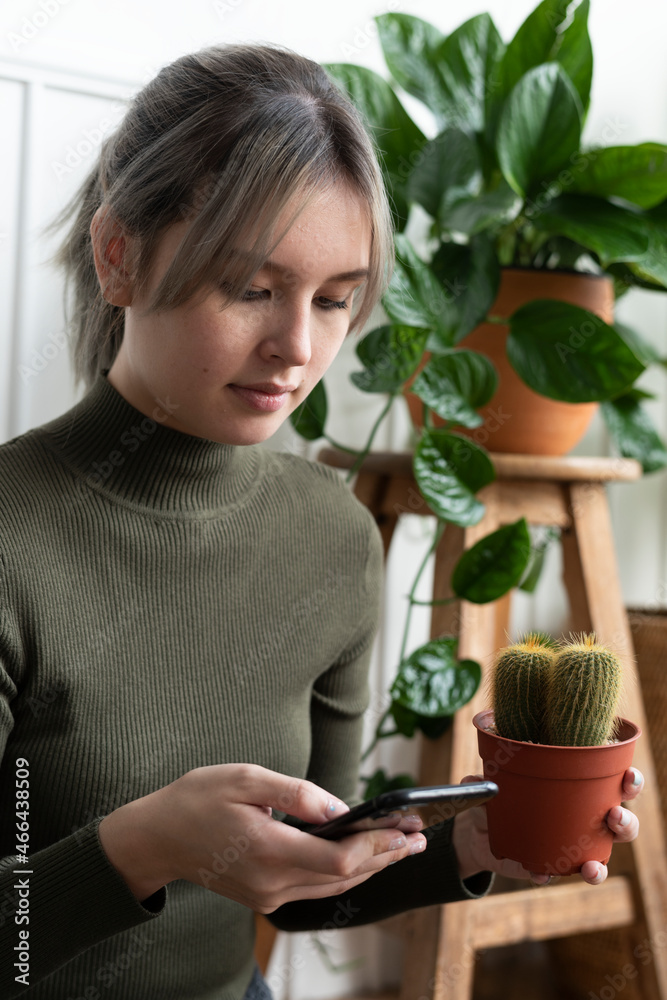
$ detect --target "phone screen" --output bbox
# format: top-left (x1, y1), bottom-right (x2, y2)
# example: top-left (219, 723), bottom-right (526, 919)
top-left (306, 781), bottom-right (498, 840)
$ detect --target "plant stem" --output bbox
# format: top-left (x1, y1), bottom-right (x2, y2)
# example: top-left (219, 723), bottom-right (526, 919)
top-left (398, 518), bottom-right (446, 665)
top-left (360, 707), bottom-right (396, 762)
top-left (345, 394), bottom-right (395, 483)
top-left (361, 517), bottom-right (447, 762)
top-left (323, 435), bottom-right (360, 456)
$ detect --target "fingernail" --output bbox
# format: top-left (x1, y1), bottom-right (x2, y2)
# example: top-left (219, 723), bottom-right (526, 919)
top-left (631, 768), bottom-right (642, 786)
top-left (409, 837), bottom-right (426, 855)
top-left (590, 865), bottom-right (605, 884)
top-left (326, 799), bottom-right (344, 814)
top-left (389, 836), bottom-right (406, 850)
top-left (617, 809), bottom-right (630, 827)
top-left (402, 814), bottom-right (422, 824)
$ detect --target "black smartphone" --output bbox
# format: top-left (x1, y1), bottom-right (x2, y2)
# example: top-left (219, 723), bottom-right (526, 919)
top-left (305, 781), bottom-right (499, 840)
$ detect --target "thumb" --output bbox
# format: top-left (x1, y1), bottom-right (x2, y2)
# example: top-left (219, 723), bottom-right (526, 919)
top-left (241, 767), bottom-right (349, 825)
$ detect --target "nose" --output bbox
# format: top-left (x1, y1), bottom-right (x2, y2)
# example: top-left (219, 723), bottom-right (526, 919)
top-left (259, 298), bottom-right (312, 368)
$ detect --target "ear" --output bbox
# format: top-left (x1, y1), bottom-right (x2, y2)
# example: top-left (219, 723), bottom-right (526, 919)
top-left (90, 206), bottom-right (136, 307)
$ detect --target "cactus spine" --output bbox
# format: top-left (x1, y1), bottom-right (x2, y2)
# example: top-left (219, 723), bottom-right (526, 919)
top-left (545, 634), bottom-right (622, 746)
top-left (491, 633), bottom-right (623, 746)
top-left (492, 633), bottom-right (556, 743)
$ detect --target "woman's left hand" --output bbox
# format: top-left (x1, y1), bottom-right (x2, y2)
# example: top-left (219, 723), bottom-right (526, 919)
top-left (452, 767), bottom-right (644, 887)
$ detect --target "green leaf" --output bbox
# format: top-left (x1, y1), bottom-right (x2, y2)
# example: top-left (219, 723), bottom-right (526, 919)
top-left (429, 236), bottom-right (501, 344)
top-left (569, 144), bottom-right (667, 209)
top-left (382, 235), bottom-right (457, 343)
top-left (452, 518), bottom-right (532, 603)
top-left (556, 0), bottom-right (593, 114)
top-left (601, 395), bottom-right (667, 474)
top-left (529, 194), bottom-right (650, 265)
top-left (389, 702), bottom-right (453, 741)
top-left (413, 429), bottom-right (495, 526)
top-left (406, 128), bottom-right (483, 221)
top-left (289, 379), bottom-right (327, 440)
top-left (606, 263), bottom-right (667, 297)
top-left (325, 63), bottom-right (426, 230)
top-left (351, 325), bottom-right (429, 394)
top-left (361, 768), bottom-right (415, 800)
top-left (496, 63), bottom-right (582, 197)
top-left (427, 13), bottom-right (505, 133)
top-left (628, 200), bottom-right (667, 288)
top-left (507, 300), bottom-right (646, 402)
top-left (390, 638), bottom-right (481, 716)
top-left (518, 526), bottom-right (561, 594)
top-left (614, 321), bottom-right (664, 367)
top-left (375, 13), bottom-right (446, 109)
top-left (412, 350), bottom-right (498, 428)
top-left (499, 0), bottom-right (592, 113)
top-left (439, 181), bottom-right (522, 238)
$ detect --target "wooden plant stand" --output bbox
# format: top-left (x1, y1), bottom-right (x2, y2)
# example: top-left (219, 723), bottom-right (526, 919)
top-left (317, 448), bottom-right (667, 1000)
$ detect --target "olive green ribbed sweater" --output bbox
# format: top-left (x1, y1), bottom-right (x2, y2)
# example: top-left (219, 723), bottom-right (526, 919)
top-left (0, 376), bottom-right (490, 999)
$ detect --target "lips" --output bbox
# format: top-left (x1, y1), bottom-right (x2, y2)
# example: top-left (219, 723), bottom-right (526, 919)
top-left (228, 382), bottom-right (298, 413)
top-left (235, 383), bottom-right (298, 394)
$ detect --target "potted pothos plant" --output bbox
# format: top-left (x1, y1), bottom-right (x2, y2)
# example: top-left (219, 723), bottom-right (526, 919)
top-left (290, 0), bottom-right (667, 795)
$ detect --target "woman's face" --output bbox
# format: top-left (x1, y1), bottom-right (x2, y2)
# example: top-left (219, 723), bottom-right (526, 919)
top-left (105, 184), bottom-right (372, 445)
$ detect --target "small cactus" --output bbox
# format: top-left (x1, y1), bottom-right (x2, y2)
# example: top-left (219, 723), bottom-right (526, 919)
top-left (545, 634), bottom-right (622, 746)
top-left (492, 633), bottom-right (556, 743)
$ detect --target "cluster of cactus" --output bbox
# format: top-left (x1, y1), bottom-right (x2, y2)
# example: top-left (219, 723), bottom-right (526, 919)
top-left (491, 632), bottom-right (622, 746)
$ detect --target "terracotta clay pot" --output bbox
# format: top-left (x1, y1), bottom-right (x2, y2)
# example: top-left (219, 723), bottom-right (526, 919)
top-left (404, 268), bottom-right (615, 456)
top-left (473, 709), bottom-right (641, 875)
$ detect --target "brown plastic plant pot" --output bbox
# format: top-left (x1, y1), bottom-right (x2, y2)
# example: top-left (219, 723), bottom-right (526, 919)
top-left (473, 709), bottom-right (641, 876)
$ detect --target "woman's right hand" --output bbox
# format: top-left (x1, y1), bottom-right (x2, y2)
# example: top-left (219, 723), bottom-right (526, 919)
top-left (98, 764), bottom-right (427, 912)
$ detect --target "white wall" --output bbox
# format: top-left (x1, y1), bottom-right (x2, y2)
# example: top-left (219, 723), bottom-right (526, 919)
top-left (1, 2), bottom-right (666, 997)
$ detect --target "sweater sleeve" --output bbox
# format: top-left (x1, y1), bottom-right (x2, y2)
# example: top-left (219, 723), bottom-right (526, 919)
top-left (274, 514), bottom-right (494, 932)
top-left (303, 515), bottom-right (383, 804)
top-left (268, 818), bottom-right (493, 932)
top-left (0, 587), bottom-right (166, 997)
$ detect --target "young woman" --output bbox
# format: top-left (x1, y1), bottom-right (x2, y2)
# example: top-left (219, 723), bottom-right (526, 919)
top-left (0, 43), bottom-right (642, 1000)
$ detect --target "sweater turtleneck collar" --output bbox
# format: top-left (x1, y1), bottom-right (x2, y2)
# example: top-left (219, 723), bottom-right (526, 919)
top-left (39, 374), bottom-right (265, 516)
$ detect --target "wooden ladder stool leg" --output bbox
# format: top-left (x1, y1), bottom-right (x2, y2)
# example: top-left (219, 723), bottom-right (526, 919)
top-left (316, 449), bottom-right (667, 1000)
top-left (562, 479), bottom-right (667, 998)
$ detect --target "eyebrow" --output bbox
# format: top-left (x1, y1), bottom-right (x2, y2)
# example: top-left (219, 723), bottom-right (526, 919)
top-left (259, 260), bottom-right (370, 282)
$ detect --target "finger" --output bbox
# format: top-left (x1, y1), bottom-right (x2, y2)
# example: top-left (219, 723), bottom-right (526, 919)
top-left (621, 767), bottom-right (644, 800)
top-left (292, 824), bottom-right (428, 880)
top-left (460, 774), bottom-right (484, 784)
top-left (394, 813), bottom-right (424, 833)
top-left (240, 767), bottom-right (349, 826)
top-left (581, 860), bottom-right (607, 884)
top-left (607, 804), bottom-right (639, 843)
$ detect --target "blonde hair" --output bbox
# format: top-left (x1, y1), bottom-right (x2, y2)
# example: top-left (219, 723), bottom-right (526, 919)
top-left (50, 43), bottom-right (394, 387)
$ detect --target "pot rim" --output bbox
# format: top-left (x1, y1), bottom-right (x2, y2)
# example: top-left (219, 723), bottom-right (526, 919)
top-left (498, 265), bottom-right (613, 283)
top-left (473, 709), bottom-right (641, 748)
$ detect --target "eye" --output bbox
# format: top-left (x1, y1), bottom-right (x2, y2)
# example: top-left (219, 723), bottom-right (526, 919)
top-left (241, 288), bottom-right (270, 302)
top-left (315, 296), bottom-right (349, 311)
